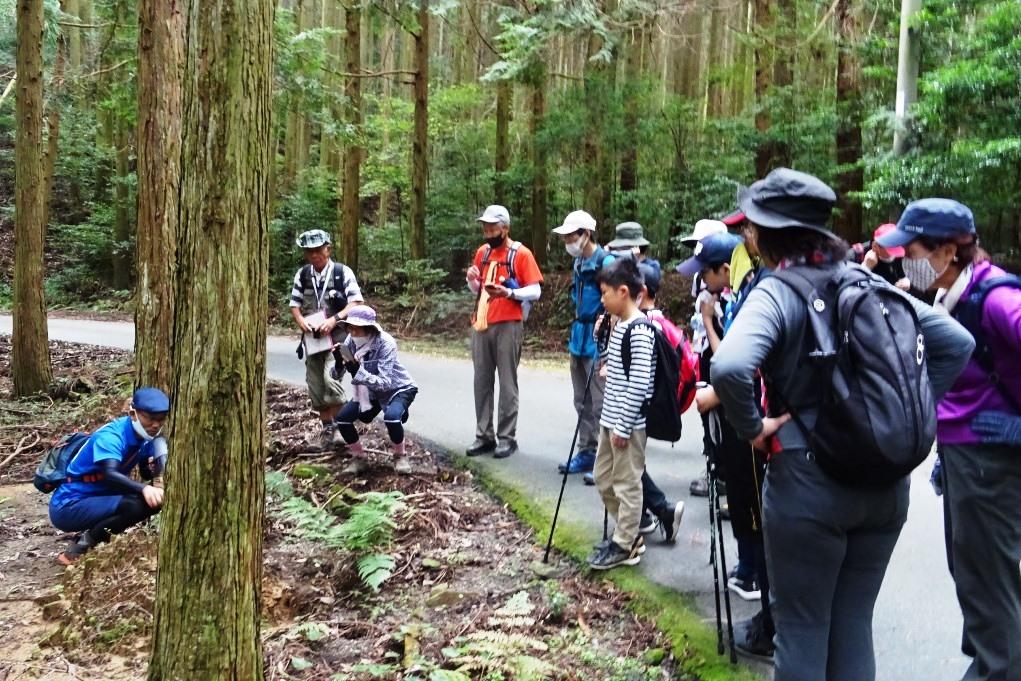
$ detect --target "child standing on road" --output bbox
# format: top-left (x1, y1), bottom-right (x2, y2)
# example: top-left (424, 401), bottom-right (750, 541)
top-left (588, 257), bottom-right (656, 570)
top-left (332, 305), bottom-right (419, 475)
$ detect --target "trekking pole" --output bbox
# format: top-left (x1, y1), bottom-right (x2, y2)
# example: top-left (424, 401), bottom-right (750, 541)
top-left (543, 349), bottom-right (601, 564)
top-left (709, 407), bottom-right (738, 664)
top-left (706, 444), bottom-right (725, 655)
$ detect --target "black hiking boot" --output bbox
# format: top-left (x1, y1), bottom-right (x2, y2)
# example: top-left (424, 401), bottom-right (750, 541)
top-left (494, 440), bottom-right (517, 459)
top-left (465, 439), bottom-right (496, 457)
top-left (58, 530), bottom-right (98, 566)
top-left (735, 611), bottom-right (775, 661)
top-left (639, 512), bottom-right (660, 536)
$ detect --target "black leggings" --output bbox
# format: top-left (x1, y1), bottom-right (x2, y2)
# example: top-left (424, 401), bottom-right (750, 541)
top-left (90, 495), bottom-right (159, 543)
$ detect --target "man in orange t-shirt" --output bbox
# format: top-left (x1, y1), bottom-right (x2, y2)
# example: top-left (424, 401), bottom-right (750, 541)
top-left (464, 205), bottom-right (544, 458)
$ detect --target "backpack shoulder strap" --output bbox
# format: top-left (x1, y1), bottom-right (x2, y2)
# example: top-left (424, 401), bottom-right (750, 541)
top-left (299, 263), bottom-right (313, 290)
top-left (954, 274), bottom-right (1021, 411)
top-left (331, 261), bottom-right (349, 296)
top-left (505, 241), bottom-right (521, 280)
top-left (621, 318), bottom-right (658, 379)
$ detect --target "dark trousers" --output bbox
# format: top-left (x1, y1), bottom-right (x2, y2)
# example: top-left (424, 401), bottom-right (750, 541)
top-left (763, 448), bottom-right (909, 681)
top-left (942, 442), bottom-right (1021, 681)
top-left (50, 494), bottom-right (158, 542)
top-left (642, 470), bottom-right (668, 518)
top-left (336, 387), bottom-right (418, 444)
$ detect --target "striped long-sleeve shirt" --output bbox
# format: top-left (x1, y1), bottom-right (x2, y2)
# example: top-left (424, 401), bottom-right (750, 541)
top-left (600, 313), bottom-right (656, 438)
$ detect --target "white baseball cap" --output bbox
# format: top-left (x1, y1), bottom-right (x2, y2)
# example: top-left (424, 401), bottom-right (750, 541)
top-left (680, 219), bottom-right (727, 247)
top-left (478, 204), bottom-right (511, 224)
top-left (552, 210), bottom-right (597, 235)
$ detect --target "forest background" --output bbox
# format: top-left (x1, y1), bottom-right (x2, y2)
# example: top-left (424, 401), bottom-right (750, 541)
top-left (0, 0), bottom-right (1019, 330)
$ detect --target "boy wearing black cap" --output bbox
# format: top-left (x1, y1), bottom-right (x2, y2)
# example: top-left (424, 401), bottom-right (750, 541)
top-left (49, 387), bottom-right (171, 565)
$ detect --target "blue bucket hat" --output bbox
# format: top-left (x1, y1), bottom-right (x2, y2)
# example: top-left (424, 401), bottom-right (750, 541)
top-left (132, 387), bottom-right (171, 414)
top-left (676, 232), bottom-right (744, 276)
top-left (876, 198), bottom-right (976, 250)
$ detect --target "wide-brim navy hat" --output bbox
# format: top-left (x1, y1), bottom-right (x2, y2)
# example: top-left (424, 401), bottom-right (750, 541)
top-left (676, 232), bottom-right (744, 276)
top-left (876, 198), bottom-right (976, 249)
top-left (132, 387), bottom-right (170, 414)
top-left (738, 168), bottom-right (837, 237)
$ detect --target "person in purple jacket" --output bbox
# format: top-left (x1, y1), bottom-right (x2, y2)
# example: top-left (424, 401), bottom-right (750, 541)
top-left (879, 198), bottom-right (1021, 681)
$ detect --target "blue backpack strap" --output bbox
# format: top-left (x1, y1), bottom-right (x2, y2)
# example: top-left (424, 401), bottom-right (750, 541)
top-left (954, 275), bottom-right (1021, 373)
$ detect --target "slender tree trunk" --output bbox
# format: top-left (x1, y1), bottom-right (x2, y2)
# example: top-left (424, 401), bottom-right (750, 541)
top-left (494, 79), bottom-right (510, 204)
top-left (754, 0), bottom-right (777, 177)
top-left (377, 19), bottom-right (395, 227)
top-left (529, 64), bottom-right (547, 266)
top-left (111, 118), bottom-right (132, 290)
top-left (893, 0), bottom-right (921, 155)
top-left (146, 0), bottom-right (273, 673)
top-left (409, 0), bottom-right (429, 260)
top-left (834, 0), bottom-right (863, 242)
top-left (704, 2), bottom-right (724, 120)
top-left (135, 0), bottom-right (184, 392)
top-left (43, 16), bottom-right (67, 233)
top-left (582, 32), bottom-right (608, 231)
top-left (64, 0), bottom-right (82, 71)
top-left (339, 1), bottom-right (362, 269)
top-left (282, 0), bottom-right (309, 188)
top-left (619, 30), bottom-right (641, 218)
top-left (13, 0), bottom-right (52, 396)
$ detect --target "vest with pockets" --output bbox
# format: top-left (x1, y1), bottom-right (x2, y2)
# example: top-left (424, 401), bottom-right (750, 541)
top-left (299, 262), bottom-right (349, 317)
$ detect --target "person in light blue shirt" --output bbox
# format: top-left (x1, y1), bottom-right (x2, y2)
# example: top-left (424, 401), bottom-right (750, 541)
top-left (49, 387), bottom-right (169, 565)
top-left (552, 210), bottom-right (616, 475)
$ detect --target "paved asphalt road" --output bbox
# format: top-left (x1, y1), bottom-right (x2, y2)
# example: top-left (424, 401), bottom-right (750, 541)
top-left (0, 316), bottom-right (971, 680)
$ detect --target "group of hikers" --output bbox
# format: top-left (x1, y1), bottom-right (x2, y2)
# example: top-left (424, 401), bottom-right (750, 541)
top-left (38, 165), bottom-right (1019, 681)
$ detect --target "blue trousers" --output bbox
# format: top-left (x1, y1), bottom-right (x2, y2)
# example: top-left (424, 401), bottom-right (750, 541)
top-left (336, 387), bottom-right (418, 444)
top-left (50, 493), bottom-right (158, 540)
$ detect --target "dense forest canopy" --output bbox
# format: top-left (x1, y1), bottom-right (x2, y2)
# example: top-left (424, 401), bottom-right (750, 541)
top-left (1, 0), bottom-right (1018, 310)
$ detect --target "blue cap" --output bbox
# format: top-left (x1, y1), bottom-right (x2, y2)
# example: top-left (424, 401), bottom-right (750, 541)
top-left (878, 198), bottom-right (976, 249)
top-left (132, 387), bottom-right (170, 414)
top-left (676, 232), bottom-right (743, 276)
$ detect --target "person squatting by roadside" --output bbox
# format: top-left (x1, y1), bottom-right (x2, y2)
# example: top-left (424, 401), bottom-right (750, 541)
top-left (878, 198), bottom-right (1021, 681)
top-left (587, 257), bottom-right (656, 570)
top-left (712, 168), bottom-right (973, 681)
top-left (465, 205), bottom-right (544, 459)
top-left (331, 305), bottom-right (419, 476)
top-left (552, 210), bottom-right (616, 476)
top-left (49, 388), bottom-right (170, 565)
top-left (290, 229), bottom-right (365, 449)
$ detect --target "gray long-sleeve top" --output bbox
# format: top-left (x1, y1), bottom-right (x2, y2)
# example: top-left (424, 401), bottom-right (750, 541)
top-left (711, 264), bottom-right (975, 450)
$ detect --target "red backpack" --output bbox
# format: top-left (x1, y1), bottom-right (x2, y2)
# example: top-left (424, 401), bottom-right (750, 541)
top-left (646, 309), bottom-right (700, 414)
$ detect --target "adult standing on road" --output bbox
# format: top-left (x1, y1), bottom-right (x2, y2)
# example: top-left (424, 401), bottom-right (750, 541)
top-left (606, 221), bottom-right (661, 278)
top-left (711, 169), bottom-right (973, 681)
top-left (289, 229), bottom-right (364, 449)
top-left (465, 205), bottom-right (544, 459)
top-left (552, 210), bottom-right (614, 475)
top-left (878, 199), bottom-right (1021, 681)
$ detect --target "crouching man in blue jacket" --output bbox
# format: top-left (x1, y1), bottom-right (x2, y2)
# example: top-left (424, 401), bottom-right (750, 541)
top-left (49, 387), bottom-right (170, 565)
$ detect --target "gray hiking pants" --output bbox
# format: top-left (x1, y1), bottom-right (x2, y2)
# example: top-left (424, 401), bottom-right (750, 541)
top-left (471, 321), bottom-right (523, 444)
top-left (763, 448), bottom-right (909, 681)
top-left (570, 353), bottom-right (605, 454)
top-left (942, 442), bottom-right (1021, 681)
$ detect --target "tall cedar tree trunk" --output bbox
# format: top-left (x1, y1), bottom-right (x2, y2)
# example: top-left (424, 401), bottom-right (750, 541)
top-left (893, 0), bottom-right (921, 155)
top-left (135, 0), bottom-right (184, 392)
top-left (409, 0), bottom-right (428, 260)
top-left (377, 20), bottom-right (395, 226)
top-left (619, 30), bottom-right (641, 219)
top-left (112, 119), bottom-right (132, 290)
top-left (753, 0), bottom-right (776, 177)
top-left (529, 65), bottom-right (547, 266)
top-left (282, 0), bottom-right (309, 188)
top-left (834, 0), bottom-right (863, 241)
top-left (582, 33), bottom-right (608, 232)
top-left (340, 1), bottom-right (362, 270)
top-left (146, 0), bottom-right (273, 675)
top-left (13, 0), bottom-right (52, 396)
top-left (494, 80), bottom-right (510, 204)
top-left (43, 13), bottom-right (67, 233)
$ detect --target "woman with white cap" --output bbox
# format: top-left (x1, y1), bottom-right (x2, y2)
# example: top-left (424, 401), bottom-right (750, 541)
top-left (332, 305), bottom-right (419, 475)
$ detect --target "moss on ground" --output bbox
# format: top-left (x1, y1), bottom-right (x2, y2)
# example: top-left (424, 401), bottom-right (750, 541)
top-left (460, 457), bottom-right (764, 681)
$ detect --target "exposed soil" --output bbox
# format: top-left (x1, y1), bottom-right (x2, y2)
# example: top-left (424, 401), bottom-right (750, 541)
top-left (0, 337), bottom-right (680, 680)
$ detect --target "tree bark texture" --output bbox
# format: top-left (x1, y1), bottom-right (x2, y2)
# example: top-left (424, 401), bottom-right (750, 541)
top-left (135, 0), bottom-right (184, 393)
top-left (582, 32), bottom-right (609, 233)
top-left (619, 30), bottom-right (641, 219)
top-left (13, 0), bottom-right (53, 396)
top-left (112, 118), bottom-right (133, 290)
top-left (529, 65), bottom-right (547, 266)
top-left (146, 0), bottom-right (273, 676)
top-left (494, 79), bottom-right (510, 204)
top-left (834, 0), bottom-right (863, 241)
top-left (340, 0), bottom-right (363, 270)
top-left (409, 0), bottom-right (429, 260)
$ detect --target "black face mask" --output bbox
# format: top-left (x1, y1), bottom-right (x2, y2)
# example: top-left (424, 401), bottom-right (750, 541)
top-left (485, 235), bottom-right (505, 249)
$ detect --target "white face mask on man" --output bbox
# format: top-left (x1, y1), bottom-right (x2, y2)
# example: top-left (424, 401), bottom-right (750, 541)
top-left (130, 411), bottom-right (161, 442)
top-left (902, 253), bottom-right (947, 292)
top-left (565, 233), bottom-right (588, 258)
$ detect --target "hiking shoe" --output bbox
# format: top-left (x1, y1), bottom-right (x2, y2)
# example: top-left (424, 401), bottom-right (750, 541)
top-left (393, 457), bottom-right (413, 475)
top-left (735, 612), bottom-right (775, 660)
top-left (558, 450), bottom-right (595, 475)
top-left (341, 459), bottom-right (369, 476)
top-left (587, 538), bottom-right (612, 563)
top-left (659, 502), bottom-right (685, 543)
top-left (465, 439), bottom-right (496, 457)
top-left (728, 575), bottom-right (761, 601)
top-left (639, 513), bottom-right (660, 536)
top-left (689, 474), bottom-right (710, 497)
top-left (582, 472), bottom-right (595, 486)
top-left (589, 539), bottom-right (643, 571)
top-left (316, 424), bottom-right (339, 450)
top-left (57, 531), bottom-right (97, 566)
top-left (494, 440), bottom-right (517, 459)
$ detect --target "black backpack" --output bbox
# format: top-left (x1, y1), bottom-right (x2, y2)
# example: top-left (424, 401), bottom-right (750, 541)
top-left (952, 274), bottom-right (1021, 413)
top-left (622, 319), bottom-right (683, 443)
top-left (770, 265), bottom-right (936, 487)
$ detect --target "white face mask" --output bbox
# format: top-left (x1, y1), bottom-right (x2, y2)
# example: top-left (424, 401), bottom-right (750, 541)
top-left (902, 253), bottom-right (947, 292)
top-left (352, 335), bottom-right (372, 349)
top-left (565, 234), bottom-right (587, 258)
top-left (131, 415), bottom-right (157, 442)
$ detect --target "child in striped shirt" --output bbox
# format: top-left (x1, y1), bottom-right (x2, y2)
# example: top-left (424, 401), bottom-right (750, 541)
top-left (589, 257), bottom-right (656, 570)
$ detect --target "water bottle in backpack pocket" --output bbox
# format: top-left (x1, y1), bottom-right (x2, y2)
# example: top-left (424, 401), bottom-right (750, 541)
top-left (33, 432), bottom-right (91, 493)
top-left (770, 265), bottom-right (936, 487)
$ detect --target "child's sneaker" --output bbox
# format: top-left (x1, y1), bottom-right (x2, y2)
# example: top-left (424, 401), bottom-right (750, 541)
top-left (638, 512), bottom-right (660, 535)
top-left (658, 502), bottom-right (685, 543)
top-left (589, 537), bottom-right (643, 571)
top-left (728, 575), bottom-right (761, 601)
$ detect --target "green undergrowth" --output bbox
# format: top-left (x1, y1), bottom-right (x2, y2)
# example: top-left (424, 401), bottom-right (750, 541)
top-left (458, 457), bottom-right (763, 681)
